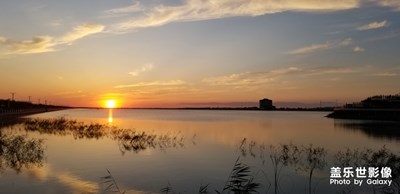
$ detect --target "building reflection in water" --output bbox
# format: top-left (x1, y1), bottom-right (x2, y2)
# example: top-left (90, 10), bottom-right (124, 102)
top-left (334, 119), bottom-right (400, 140)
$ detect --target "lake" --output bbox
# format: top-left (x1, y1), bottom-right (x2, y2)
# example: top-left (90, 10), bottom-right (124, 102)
top-left (0, 109), bottom-right (399, 194)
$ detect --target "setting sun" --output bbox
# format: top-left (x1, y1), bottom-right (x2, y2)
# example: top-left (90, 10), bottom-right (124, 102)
top-left (106, 100), bottom-right (116, 108)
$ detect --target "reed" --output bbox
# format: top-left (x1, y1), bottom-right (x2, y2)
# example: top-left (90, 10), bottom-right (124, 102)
top-left (160, 182), bottom-right (173, 194)
top-left (217, 156), bottom-right (260, 194)
top-left (104, 157), bottom-right (259, 194)
top-left (21, 118), bottom-right (186, 154)
top-left (297, 145), bottom-right (327, 194)
top-left (0, 131), bottom-right (44, 173)
top-left (101, 169), bottom-right (126, 194)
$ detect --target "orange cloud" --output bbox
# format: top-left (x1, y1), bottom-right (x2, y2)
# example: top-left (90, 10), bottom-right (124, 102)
top-left (114, 80), bottom-right (186, 88)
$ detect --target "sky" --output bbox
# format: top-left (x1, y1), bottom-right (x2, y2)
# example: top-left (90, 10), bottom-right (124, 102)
top-left (0, 0), bottom-right (400, 108)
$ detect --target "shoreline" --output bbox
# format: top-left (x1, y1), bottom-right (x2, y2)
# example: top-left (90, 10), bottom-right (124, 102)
top-left (74, 107), bottom-right (334, 112)
top-left (0, 108), bottom-right (69, 126)
top-left (327, 108), bottom-right (400, 121)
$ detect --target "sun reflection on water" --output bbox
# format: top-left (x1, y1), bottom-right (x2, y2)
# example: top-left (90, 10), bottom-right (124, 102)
top-left (108, 109), bottom-right (113, 123)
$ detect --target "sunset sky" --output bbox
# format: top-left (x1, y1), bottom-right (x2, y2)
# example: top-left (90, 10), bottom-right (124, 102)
top-left (1, 0), bottom-right (400, 108)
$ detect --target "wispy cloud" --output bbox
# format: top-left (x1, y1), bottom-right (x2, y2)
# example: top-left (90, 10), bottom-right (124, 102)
top-left (202, 67), bottom-right (303, 86)
top-left (59, 24), bottom-right (104, 44)
top-left (105, 1), bottom-right (143, 14)
top-left (203, 66), bottom-right (360, 86)
top-left (374, 0), bottom-right (400, 11)
top-left (203, 72), bottom-right (274, 86)
top-left (115, 80), bottom-right (186, 88)
top-left (49, 19), bottom-right (64, 27)
top-left (289, 38), bottom-right (352, 55)
top-left (112, 0), bottom-right (359, 31)
top-left (1, 1), bottom-right (362, 55)
top-left (0, 23), bottom-right (104, 56)
top-left (371, 72), bottom-right (398, 77)
top-left (0, 36), bottom-right (56, 54)
top-left (0, 36), bottom-right (6, 44)
top-left (353, 46), bottom-right (365, 52)
top-left (129, 63), bottom-right (154, 76)
top-left (357, 20), bottom-right (388, 31)
top-left (305, 67), bottom-right (358, 75)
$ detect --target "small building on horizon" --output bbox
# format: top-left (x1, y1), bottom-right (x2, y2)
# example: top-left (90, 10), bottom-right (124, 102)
top-left (259, 98), bottom-right (275, 110)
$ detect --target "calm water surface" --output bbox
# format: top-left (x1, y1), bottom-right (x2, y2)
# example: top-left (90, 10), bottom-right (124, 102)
top-left (0, 109), bottom-right (399, 194)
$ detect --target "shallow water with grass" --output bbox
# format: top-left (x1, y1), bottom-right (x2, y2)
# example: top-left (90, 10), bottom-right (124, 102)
top-left (0, 109), bottom-right (399, 194)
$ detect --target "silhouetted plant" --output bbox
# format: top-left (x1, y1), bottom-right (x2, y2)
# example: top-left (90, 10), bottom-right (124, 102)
top-left (21, 118), bottom-right (187, 155)
top-left (269, 143), bottom-right (301, 194)
top-left (0, 131), bottom-right (44, 173)
top-left (24, 117), bottom-right (106, 139)
top-left (334, 147), bottom-right (371, 167)
top-left (217, 157), bottom-right (260, 194)
top-left (155, 157), bottom-right (260, 194)
top-left (199, 184), bottom-right (209, 194)
top-left (159, 182), bottom-right (210, 194)
top-left (296, 144), bottom-right (327, 194)
top-left (111, 129), bottom-right (184, 155)
top-left (160, 182), bottom-right (175, 194)
top-left (238, 138), bottom-right (257, 158)
top-left (332, 148), bottom-right (371, 194)
top-left (101, 169), bottom-right (126, 194)
top-left (15, 118), bottom-right (400, 194)
top-left (238, 138), bottom-right (247, 157)
top-left (364, 146), bottom-right (400, 194)
top-left (99, 142), bottom-right (400, 194)
top-left (72, 123), bottom-right (105, 139)
top-left (333, 146), bottom-right (400, 194)
top-left (238, 140), bottom-right (304, 194)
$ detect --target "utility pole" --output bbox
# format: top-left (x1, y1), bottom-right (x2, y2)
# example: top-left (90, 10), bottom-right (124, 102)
top-left (28, 96), bottom-right (31, 103)
top-left (10, 92), bottom-right (15, 101)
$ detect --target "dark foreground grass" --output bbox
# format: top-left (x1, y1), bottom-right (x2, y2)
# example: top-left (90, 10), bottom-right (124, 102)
top-left (101, 142), bottom-right (400, 194)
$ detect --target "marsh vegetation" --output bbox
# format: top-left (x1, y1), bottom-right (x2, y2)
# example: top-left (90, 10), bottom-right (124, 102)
top-left (100, 138), bottom-right (400, 194)
top-left (22, 117), bottom-right (185, 154)
top-left (1, 117), bottom-right (399, 194)
top-left (0, 131), bottom-right (44, 173)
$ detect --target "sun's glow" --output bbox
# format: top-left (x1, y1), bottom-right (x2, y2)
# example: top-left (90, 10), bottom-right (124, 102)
top-left (106, 100), bottom-right (116, 108)
top-left (108, 109), bottom-right (113, 123)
